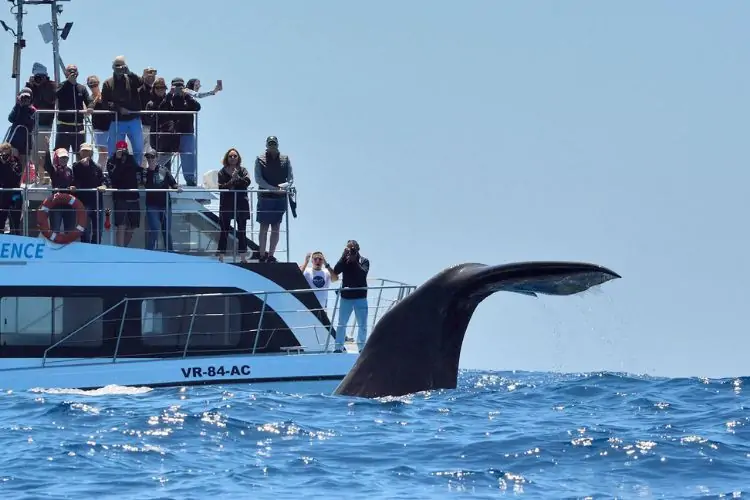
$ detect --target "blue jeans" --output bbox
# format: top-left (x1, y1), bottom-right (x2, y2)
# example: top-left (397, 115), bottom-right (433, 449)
top-left (179, 133), bottom-right (196, 186)
top-left (335, 297), bottom-right (368, 351)
top-left (82, 208), bottom-right (103, 244)
top-left (49, 207), bottom-right (75, 233)
top-left (107, 117), bottom-right (144, 165)
top-left (145, 204), bottom-right (173, 251)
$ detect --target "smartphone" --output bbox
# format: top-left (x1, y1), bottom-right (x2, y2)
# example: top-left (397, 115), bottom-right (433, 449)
top-left (216, 79), bottom-right (223, 91)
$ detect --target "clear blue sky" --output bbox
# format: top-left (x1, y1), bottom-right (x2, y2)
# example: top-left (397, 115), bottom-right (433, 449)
top-left (2, 0), bottom-right (746, 378)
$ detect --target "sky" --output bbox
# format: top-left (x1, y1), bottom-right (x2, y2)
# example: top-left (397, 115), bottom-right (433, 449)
top-left (1, 0), bottom-right (747, 379)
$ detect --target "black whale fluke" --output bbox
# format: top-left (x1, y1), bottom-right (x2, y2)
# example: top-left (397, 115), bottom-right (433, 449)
top-left (333, 261), bottom-right (621, 399)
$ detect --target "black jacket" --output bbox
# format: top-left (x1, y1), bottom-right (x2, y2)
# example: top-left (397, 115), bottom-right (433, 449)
top-left (334, 253), bottom-right (370, 299)
top-left (158, 90), bottom-right (200, 134)
top-left (55, 81), bottom-right (90, 127)
top-left (144, 166), bottom-right (178, 207)
top-left (71, 158), bottom-right (106, 210)
top-left (217, 166), bottom-right (251, 219)
top-left (101, 71), bottom-right (143, 122)
top-left (0, 157), bottom-right (23, 206)
top-left (106, 153), bottom-right (143, 200)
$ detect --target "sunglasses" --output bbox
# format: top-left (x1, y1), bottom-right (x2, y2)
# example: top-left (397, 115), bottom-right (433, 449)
top-left (145, 154), bottom-right (156, 159)
top-left (228, 154), bottom-right (238, 158)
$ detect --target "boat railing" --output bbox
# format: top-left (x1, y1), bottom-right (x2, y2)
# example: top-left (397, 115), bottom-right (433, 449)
top-left (40, 282), bottom-right (417, 367)
top-left (0, 185), bottom-right (291, 263)
top-left (31, 109), bottom-right (200, 186)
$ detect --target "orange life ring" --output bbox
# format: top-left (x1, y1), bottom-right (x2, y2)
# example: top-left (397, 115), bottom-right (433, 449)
top-left (37, 193), bottom-right (89, 244)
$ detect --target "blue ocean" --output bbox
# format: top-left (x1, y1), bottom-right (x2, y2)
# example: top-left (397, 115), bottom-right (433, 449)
top-left (1, 371), bottom-right (747, 499)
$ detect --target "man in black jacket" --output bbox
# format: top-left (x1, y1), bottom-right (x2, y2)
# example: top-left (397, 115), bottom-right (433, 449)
top-left (101, 55), bottom-right (145, 165)
top-left (332, 240), bottom-right (370, 353)
top-left (54, 64), bottom-right (90, 157)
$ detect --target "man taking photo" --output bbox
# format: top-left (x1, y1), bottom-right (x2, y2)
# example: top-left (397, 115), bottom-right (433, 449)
top-left (333, 240), bottom-right (370, 353)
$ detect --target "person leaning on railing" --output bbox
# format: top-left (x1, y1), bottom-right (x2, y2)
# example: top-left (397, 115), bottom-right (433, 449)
top-left (332, 240), bottom-right (370, 353)
top-left (144, 147), bottom-right (181, 252)
top-left (106, 140), bottom-right (144, 247)
top-left (70, 142), bottom-right (107, 244)
top-left (54, 64), bottom-right (90, 159)
top-left (0, 142), bottom-right (23, 235)
top-left (41, 135), bottom-right (76, 233)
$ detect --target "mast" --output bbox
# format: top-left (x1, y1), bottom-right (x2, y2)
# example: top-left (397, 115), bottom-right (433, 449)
top-left (24, 0), bottom-right (71, 82)
top-left (13, 0), bottom-right (24, 96)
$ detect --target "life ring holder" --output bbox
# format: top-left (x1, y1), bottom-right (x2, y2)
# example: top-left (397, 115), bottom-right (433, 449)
top-left (37, 192), bottom-right (88, 245)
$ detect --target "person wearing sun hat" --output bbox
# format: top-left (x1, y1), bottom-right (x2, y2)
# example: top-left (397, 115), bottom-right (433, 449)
top-left (71, 141), bottom-right (107, 244)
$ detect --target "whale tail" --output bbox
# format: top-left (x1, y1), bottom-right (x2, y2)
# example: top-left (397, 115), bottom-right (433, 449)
top-left (334, 261), bottom-right (621, 398)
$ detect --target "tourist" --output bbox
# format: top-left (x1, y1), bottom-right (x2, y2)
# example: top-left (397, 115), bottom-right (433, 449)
top-left (157, 78), bottom-right (200, 186)
top-left (85, 75), bottom-right (111, 165)
top-left (107, 140), bottom-right (143, 247)
top-left (70, 142), bottom-right (107, 244)
top-left (185, 78), bottom-right (222, 99)
top-left (216, 148), bottom-right (251, 263)
top-left (332, 240), bottom-right (370, 352)
top-left (7, 87), bottom-right (36, 172)
top-left (299, 251), bottom-right (339, 309)
top-left (0, 142), bottom-right (23, 235)
top-left (54, 64), bottom-right (90, 159)
top-left (144, 148), bottom-right (180, 251)
top-left (254, 136), bottom-right (293, 263)
top-left (101, 55), bottom-right (145, 165)
top-left (25, 62), bottom-right (56, 182)
top-left (41, 136), bottom-right (75, 233)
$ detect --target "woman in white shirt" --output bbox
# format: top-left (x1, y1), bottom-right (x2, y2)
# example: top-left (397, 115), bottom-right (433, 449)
top-left (299, 251), bottom-right (339, 309)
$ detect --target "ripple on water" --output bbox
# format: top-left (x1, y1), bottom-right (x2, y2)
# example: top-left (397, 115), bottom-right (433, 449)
top-left (0, 371), bottom-right (748, 498)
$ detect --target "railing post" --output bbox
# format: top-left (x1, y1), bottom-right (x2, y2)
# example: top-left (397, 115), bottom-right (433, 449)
top-left (252, 293), bottom-right (268, 354)
top-left (113, 299), bottom-right (129, 363)
top-left (326, 291), bottom-right (341, 353)
top-left (372, 279), bottom-right (386, 326)
top-left (182, 295), bottom-right (201, 358)
top-left (285, 189), bottom-right (290, 262)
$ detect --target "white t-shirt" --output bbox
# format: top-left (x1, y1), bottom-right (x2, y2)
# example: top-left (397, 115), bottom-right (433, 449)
top-left (303, 267), bottom-right (331, 308)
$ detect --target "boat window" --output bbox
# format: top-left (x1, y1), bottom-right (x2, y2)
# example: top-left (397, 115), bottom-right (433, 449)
top-left (141, 295), bottom-right (243, 349)
top-left (0, 297), bottom-right (103, 347)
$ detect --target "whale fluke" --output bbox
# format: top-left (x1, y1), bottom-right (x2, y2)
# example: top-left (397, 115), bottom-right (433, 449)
top-left (334, 261), bottom-right (621, 398)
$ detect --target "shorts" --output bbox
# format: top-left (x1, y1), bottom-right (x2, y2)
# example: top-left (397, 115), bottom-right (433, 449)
top-left (256, 194), bottom-right (287, 225)
top-left (113, 198), bottom-right (141, 228)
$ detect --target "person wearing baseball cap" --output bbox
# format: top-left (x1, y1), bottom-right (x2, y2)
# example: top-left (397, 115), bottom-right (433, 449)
top-left (253, 135), bottom-right (294, 262)
top-left (106, 139), bottom-right (143, 247)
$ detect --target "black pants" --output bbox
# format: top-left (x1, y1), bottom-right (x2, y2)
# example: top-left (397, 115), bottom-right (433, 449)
top-left (54, 124), bottom-right (86, 153)
top-left (217, 212), bottom-right (248, 254)
top-left (0, 200), bottom-right (22, 235)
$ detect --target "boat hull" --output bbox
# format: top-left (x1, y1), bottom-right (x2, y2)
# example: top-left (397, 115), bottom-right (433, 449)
top-left (0, 352), bottom-right (357, 393)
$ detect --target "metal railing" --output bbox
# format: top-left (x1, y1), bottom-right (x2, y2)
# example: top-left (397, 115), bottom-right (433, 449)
top-left (32, 109), bottom-right (200, 186)
top-left (40, 281), bottom-right (417, 366)
top-left (0, 185), bottom-right (292, 263)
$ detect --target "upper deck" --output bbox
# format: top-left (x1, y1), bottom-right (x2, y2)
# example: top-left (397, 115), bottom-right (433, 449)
top-left (2, 109), bottom-right (417, 357)
top-left (4, 108), bottom-right (289, 263)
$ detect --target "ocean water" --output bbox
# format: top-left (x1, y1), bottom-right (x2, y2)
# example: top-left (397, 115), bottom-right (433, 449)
top-left (1, 371), bottom-right (748, 499)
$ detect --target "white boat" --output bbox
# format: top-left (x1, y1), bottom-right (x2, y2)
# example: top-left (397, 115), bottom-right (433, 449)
top-left (0, 1), bottom-right (416, 392)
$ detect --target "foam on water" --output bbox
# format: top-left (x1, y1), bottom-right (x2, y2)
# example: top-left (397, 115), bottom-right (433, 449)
top-left (1, 371), bottom-right (748, 499)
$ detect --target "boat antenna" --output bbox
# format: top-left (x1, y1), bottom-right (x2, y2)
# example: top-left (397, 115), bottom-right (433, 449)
top-left (1, 0), bottom-right (26, 97)
top-left (28, 0), bottom-right (72, 83)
